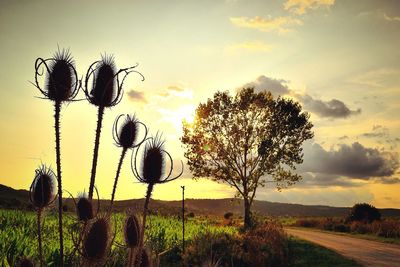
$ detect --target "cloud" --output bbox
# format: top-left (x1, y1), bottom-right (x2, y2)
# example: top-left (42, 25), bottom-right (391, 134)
top-left (295, 94), bottom-right (361, 118)
top-left (349, 68), bottom-right (400, 88)
top-left (158, 85), bottom-right (193, 99)
top-left (225, 41), bottom-right (272, 53)
top-left (284, 0), bottom-right (335, 15)
top-left (384, 13), bottom-right (400, 22)
top-left (240, 75), bottom-right (290, 96)
top-left (297, 173), bottom-right (364, 188)
top-left (241, 75), bottom-right (359, 118)
top-left (300, 141), bottom-right (400, 179)
top-left (230, 16), bottom-right (302, 34)
top-left (127, 89), bottom-right (147, 103)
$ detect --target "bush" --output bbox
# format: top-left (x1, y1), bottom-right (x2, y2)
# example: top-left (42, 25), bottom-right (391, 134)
top-left (224, 212), bottom-right (233, 220)
top-left (347, 203), bottom-right (381, 223)
top-left (294, 219), bottom-right (319, 228)
top-left (183, 222), bottom-right (288, 267)
top-left (333, 224), bottom-right (350, 233)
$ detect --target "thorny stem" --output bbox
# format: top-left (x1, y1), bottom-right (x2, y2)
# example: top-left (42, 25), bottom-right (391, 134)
top-left (110, 147), bottom-right (128, 208)
top-left (136, 183), bottom-right (154, 267)
top-left (88, 105), bottom-right (105, 199)
top-left (55, 101), bottom-right (64, 266)
top-left (128, 247), bottom-right (136, 267)
top-left (37, 209), bottom-right (43, 267)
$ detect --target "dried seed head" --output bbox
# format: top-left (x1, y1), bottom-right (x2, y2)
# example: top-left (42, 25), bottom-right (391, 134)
top-left (29, 165), bottom-right (57, 209)
top-left (142, 136), bottom-right (165, 184)
top-left (83, 217), bottom-right (110, 261)
top-left (20, 258), bottom-right (34, 267)
top-left (46, 50), bottom-right (76, 101)
top-left (88, 56), bottom-right (118, 107)
top-left (113, 114), bottom-right (139, 149)
top-left (135, 249), bottom-right (151, 267)
top-left (124, 214), bottom-right (140, 248)
top-left (76, 195), bottom-right (94, 222)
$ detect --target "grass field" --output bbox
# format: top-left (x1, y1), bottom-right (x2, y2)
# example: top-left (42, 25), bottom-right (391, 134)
top-left (0, 209), bottom-right (366, 266)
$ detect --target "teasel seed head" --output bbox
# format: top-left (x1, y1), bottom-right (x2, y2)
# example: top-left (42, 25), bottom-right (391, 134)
top-left (135, 249), bottom-right (152, 267)
top-left (132, 132), bottom-right (184, 185)
top-left (113, 114), bottom-right (148, 149)
top-left (34, 48), bottom-right (79, 102)
top-left (19, 258), bottom-right (35, 267)
top-left (83, 217), bottom-right (110, 261)
top-left (76, 195), bottom-right (94, 222)
top-left (124, 214), bottom-right (140, 248)
top-left (29, 165), bottom-right (57, 209)
top-left (84, 54), bottom-right (144, 107)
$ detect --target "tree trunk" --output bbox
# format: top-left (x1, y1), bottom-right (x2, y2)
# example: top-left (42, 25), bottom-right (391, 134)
top-left (244, 198), bottom-right (252, 228)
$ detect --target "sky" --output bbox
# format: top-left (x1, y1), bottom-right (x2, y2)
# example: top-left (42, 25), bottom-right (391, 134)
top-left (0, 0), bottom-right (399, 208)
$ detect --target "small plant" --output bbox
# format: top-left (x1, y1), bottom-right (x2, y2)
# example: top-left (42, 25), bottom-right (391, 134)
top-left (33, 48), bottom-right (80, 265)
top-left (110, 114), bottom-right (148, 207)
top-left (19, 257), bottom-right (35, 267)
top-left (83, 55), bottom-right (144, 200)
top-left (80, 216), bottom-right (112, 266)
top-left (131, 133), bottom-right (183, 266)
top-left (29, 165), bottom-right (57, 267)
top-left (124, 213), bottom-right (141, 267)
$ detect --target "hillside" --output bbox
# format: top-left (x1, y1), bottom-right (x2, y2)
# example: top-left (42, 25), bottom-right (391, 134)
top-left (1, 184), bottom-right (400, 217)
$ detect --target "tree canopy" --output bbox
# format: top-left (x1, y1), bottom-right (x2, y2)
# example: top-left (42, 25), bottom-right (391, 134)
top-left (181, 88), bottom-right (313, 227)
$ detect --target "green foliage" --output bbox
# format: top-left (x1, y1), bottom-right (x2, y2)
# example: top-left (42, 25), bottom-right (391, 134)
top-left (181, 88), bottom-right (313, 227)
top-left (0, 210), bottom-right (236, 266)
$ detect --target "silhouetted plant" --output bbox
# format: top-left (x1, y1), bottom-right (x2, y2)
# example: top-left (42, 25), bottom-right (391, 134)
top-left (29, 165), bottom-right (57, 267)
top-left (80, 216), bottom-right (112, 266)
top-left (124, 213), bottom-right (141, 267)
top-left (76, 194), bottom-right (96, 222)
top-left (83, 55), bottom-right (144, 200)
top-left (33, 48), bottom-right (80, 265)
top-left (347, 203), bottom-right (381, 223)
top-left (135, 249), bottom-right (152, 267)
top-left (131, 133), bottom-right (183, 266)
top-left (110, 114), bottom-right (148, 207)
top-left (19, 257), bottom-right (35, 267)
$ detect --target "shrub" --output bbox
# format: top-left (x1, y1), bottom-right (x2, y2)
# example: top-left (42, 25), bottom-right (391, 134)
top-left (224, 212), bottom-right (233, 220)
top-left (183, 222), bottom-right (288, 267)
top-left (294, 218), bottom-right (319, 228)
top-left (347, 203), bottom-right (381, 223)
top-left (333, 223), bottom-right (350, 233)
top-left (350, 221), bottom-right (369, 234)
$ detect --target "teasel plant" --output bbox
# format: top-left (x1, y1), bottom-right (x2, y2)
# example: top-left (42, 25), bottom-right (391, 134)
top-left (123, 213), bottom-right (141, 267)
top-left (131, 133), bottom-right (183, 266)
top-left (135, 249), bottom-right (152, 267)
top-left (77, 216), bottom-right (113, 267)
top-left (19, 257), bottom-right (35, 267)
top-left (110, 114), bottom-right (148, 208)
top-left (33, 48), bottom-right (80, 266)
top-left (83, 55), bottom-right (144, 200)
top-left (29, 165), bottom-right (57, 267)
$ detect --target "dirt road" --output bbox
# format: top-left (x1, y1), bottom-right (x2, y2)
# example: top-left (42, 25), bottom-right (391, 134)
top-left (286, 228), bottom-right (400, 267)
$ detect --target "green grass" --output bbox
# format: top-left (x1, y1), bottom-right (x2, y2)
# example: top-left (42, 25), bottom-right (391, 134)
top-left (288, 237), bottom-right (362, 267)
top-left (0, 209), bottom-right (236, 266)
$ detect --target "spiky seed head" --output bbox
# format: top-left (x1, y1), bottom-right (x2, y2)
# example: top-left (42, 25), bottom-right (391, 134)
top-left (118, 115), bottom-right (138, 149)
top-left (135, 249), bottom-right (151, 267)
top-left (124, 214), bottom-right (140, 248)
top-left (89, 56), bottom-right (117, 107)
top-left (83, 217), bottom-right (110, 261)
top-left (45, 49), bottom-right (76, 101)
top-left (29, 165), bottom-right (57, 209)
top-left (76, 196), bottom-right (94, 222)
top-left (142, 136), bottom-right (165, 184)
top-left (19, 258), bottom-right (34, 267)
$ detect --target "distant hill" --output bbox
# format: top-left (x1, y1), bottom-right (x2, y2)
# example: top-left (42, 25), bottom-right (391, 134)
top-left (1, 184), bottom-right (400, 217)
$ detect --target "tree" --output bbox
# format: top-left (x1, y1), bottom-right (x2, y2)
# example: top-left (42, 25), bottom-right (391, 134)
top-left (347, 203), bottom-right (381, 223)
top-left (181, 88), bottom-right (313, 228)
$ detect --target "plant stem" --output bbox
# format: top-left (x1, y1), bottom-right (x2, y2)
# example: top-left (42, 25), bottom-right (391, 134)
top-left (88, 105), bottom-right (105, 200)
top-left (128, 247), bottom-right (136, 267)
top-left (37, 210), bottom-right (43, 267)
top-left (110, 147), bottom-right (128, 207)
top-left (136, 183), bottom-right (154, 267)
top-left (54, 100), bottom-right (64, 266)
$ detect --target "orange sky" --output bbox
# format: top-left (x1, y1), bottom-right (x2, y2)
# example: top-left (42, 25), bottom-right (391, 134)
top-left (0, 0), bottom-right (399, 208)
